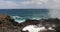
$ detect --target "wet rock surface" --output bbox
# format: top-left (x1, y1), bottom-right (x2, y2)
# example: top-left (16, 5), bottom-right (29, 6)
top-left (0, 14), bottom-right (60, 32)
top-left (18, 18), bottom-right (60, 32)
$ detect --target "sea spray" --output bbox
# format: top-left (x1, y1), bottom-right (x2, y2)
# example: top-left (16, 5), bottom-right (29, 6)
top-left (49, 9), bottom-right (60, 19)
top-left (48, 0), bottom-right (60, 18)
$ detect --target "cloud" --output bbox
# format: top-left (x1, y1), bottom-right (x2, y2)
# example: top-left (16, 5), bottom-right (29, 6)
top-left (48, 0), bottom-right (60, 9)
top-left (18, 0), bottom-right (48, 8)
top-left (0, 0), bottom-right (49, 9)
top-left (0, 1), bottom-right (19, 9)
top-left (0, 0), bottom-right (60, 9)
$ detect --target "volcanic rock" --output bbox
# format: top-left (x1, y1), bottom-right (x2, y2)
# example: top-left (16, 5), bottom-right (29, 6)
top-left (18, 18), bottom-right (60, 32)
top-left (0, 14), bottom-right (60, 32)
top-left (0, 14), bottom-right (21, 32)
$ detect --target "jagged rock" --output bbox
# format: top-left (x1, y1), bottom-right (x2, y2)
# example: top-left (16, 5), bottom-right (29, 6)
top-left (18, 18), bottom-right (60, 32)
top-left (0, 14), bottom-right (60, 32)
top-left (0, 14), bottom-right (21, 32)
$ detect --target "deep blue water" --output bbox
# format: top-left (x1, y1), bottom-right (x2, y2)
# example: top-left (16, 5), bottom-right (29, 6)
top-left (0, 9), bottom-right (49, 23)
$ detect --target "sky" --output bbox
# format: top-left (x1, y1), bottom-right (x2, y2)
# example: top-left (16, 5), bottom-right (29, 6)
top-left (0, 0), bottom-right (60, 9)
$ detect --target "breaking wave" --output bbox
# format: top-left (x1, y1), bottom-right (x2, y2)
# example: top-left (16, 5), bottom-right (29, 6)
top-left (11, 16), bottom-right (48, 23)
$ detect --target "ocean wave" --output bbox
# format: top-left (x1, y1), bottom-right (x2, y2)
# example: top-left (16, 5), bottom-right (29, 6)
top-left (12, 16), bottom-right (22, 19)
top-left (30, 18), bottom-right (41, 20)
top-left (11, 16), bottom-right (48, 23)
top-left (11, 16), bottom-right (26, 23)
top-left (15, 19), bottom-right (26, 23)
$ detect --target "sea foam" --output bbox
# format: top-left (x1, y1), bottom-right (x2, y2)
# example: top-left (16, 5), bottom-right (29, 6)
top-left (11, 16), bottom-right (26, 23)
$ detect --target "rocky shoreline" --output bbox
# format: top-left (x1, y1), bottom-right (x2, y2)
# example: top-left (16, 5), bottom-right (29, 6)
top-left (0, 14), bottom-right (60, 32)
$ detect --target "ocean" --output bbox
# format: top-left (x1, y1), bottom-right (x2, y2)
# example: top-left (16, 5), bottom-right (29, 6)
top-left (0, 9), bottom-right (49, 23)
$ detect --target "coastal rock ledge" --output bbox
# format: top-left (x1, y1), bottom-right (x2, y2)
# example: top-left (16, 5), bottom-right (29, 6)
top-left (0, 14), bottom-right (60, 32)
top-left (0, 14), bottom-right (20, 32)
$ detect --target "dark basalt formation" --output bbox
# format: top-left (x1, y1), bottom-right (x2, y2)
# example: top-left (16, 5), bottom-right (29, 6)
top-left (0, 14), bottom-right (60, 32)
top-left (18, 18), bottom-right (60, 32)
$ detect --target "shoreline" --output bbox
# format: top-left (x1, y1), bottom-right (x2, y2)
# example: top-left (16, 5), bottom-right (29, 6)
top-left (0, 14), bottom-right (60, 32)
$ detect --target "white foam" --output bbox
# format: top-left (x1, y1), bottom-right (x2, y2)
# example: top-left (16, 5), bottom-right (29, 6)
top-left (11, 16), bottom-right (26, 23)
top-left (15, 19), bottom-right (26, 23)
top-left (22, 25), bottom-right (47, 32)
top-left (48, 27), bottom-right (55, 30)
top-left (12, 16), bottom-right (22, 19)
top-left (22, 25), bottom-right (55, 32)
top-left (31, 18), bottom-right (41, 20)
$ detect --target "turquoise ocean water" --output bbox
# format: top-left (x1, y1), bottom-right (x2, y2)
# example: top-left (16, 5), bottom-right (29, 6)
top-left (0, 9), bottom-right (49, 23)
